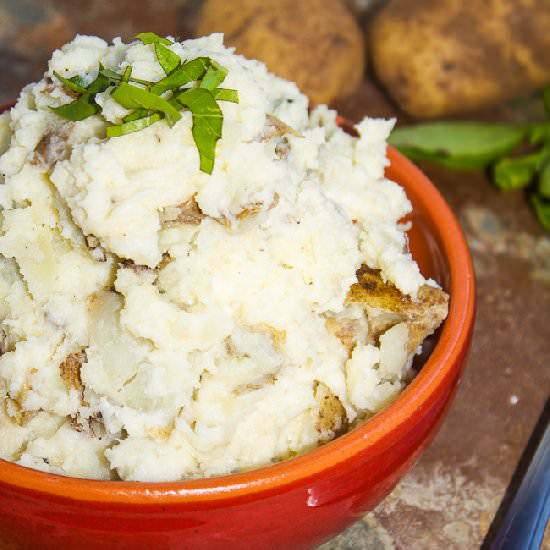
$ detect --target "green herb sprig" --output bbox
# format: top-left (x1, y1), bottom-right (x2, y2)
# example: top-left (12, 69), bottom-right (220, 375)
top-left (50, 33), bottom-right (239, 175)
top-left (388, 91), bottom-right (550, 230)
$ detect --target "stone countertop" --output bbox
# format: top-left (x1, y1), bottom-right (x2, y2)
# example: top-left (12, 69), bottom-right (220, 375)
top-left (0, 1), bottom-right (549, 548)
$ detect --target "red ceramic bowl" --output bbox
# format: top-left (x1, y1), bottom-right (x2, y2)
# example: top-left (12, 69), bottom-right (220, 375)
top-left (0, 108), bottom-right (475, 549)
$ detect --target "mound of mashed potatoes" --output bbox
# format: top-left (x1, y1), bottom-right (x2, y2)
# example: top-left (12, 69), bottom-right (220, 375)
top-left (0, 34), bottom-right (448, 481)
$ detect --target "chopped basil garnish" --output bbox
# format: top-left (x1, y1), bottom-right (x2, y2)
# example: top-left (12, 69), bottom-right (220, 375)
top-left (50, 33), bottom-right (239, 174)
top-left (200, 59), bottom-right (227, 90)
top-left (151, 57), bottom-right (210, 95)
top-left (121, 66), bottom-right (132, 83)
top-left (106, 113), bottom-right (163, 137)
top-left (53, 71), bottom-right (87, 94)
top-left (134, 32), bottom-right (172, 45)
top-left (176, 88), bottom-right (222, 175)
top-left (50, 97), bottom-right (99, 121)
top-left (155, 42), bottom-right (180, 75)
top-left (99, 66), bottom-right (152, 87)
top-left (123, 108), bottom-right (151, 123)
top-left (50, 73), bottom-right (110, 121)
top-left (211, 88), bottom-right (239, 103)
top-left (111, 82), bottom-right (181, 125)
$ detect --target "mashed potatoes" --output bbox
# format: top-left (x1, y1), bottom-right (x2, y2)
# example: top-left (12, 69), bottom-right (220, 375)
top-left (0, 34), bottom-right (447, 481)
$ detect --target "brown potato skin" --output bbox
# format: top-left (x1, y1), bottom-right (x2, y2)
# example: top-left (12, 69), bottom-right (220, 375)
top-left (369, 0), bottom-right (550, 118)
top-left (196, 0), bottom-right (365, 105)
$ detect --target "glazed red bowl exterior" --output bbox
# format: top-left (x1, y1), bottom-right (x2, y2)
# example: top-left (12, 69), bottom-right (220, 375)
top-left (0, 110), bottom-right (475, 549)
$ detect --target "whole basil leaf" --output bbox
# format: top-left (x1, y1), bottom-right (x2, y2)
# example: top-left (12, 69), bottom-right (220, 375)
top-left (493, 147), bottom-right (550, 191)
top-left (135, 32), bottom-right (172, 45)
top-left (528, 122), bottom-right (550, 145)
top-left (543, 86), bottom-right (550, 118)
top-left (111, 82), bottom-right (181, 125)
top-left (176, 88), bottom-right (222, 174)
top-left (151, 57), bottom-right (210, 95)
top-left (538, 160), bottom-right (550, 199)
top-left (530, 194), bottom-right (550, 231)
top-left (155, 42), bottom-right (180, 75)
top-left (389, 123), bottom-right (527, 169)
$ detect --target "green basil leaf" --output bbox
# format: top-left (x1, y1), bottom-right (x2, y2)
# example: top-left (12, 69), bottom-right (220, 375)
top-left (543, 86), bottom-right (550, 118)
top-left (176, 88), bottom-right (222, 174)
top-left (123, 108), bottom-right (150, 122)
top-left (211, 88), bottom-right (239, 103)
top-left (85, 73), bottom-right (110, 95)
top-left (389, 123), bottom-right (528, 169)
top-left (530, 194), bottom-right (550, 231)
top-left (111, 82), bottom-right (181, 125)
top-left (150, 57), bottom-right (210, 95)
top-left (155, 42), bottom-right (180, 75)
top-left (200, 59), bottom-right (227, 90)
top-left (493, 148), bottom-right (550, 191)
top-left (50, 73), bottom-right (109, 121)
top-left (121, 66), bottom-right (132, 83)
top-left (99, 67), bottom-right (122, 80)
top-left (106, 113), bottom-right (163, 137)
top-left (528, 122), bottom-right (550, 145)
top-left (99, 67), bottom-right (153, 87)
top-left (53, 71), bottom-right (87, 94)
top-left (134, 32), bottom-right (172, 45)
top-left (538, 160), bottom-right (550, 199)
top-left (50, 97), bottom-right (99, 121)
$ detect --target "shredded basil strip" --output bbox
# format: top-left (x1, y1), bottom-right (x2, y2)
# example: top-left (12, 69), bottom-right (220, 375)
top-left (121, 66), bottom-right (132, 83)
top-left (50, 97), bottom-right (99, 121)
top-left (99, 67), bottom-right (153, 87)
top-left (150, 57), bottom-right (210, 95)
top-left (123, 108), bottom-right (151, 122)
top-left (176, 88), bottom-right (222, 174)
top-left (200, 59), bottom-right (227, 90)
top-left (135, 32), bottom-right (172, 45)
top-left (53, 71), bottom-right (87, 94)
top-left (49, 38), bottom-right (241, 176)
top-left (155, 42), bottom-right (180, 75)
top-left (50, 73), bottom-right (110, 121)
top-left (111, 82), bottom-right (181, 125)
top-left (106, 113), bottom-right (163, 137)
top-left (211, 88), bottom-right (239, 103)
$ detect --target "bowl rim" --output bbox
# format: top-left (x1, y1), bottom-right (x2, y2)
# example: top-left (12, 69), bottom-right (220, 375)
top-left (0, 108), bottom-right (475, 504)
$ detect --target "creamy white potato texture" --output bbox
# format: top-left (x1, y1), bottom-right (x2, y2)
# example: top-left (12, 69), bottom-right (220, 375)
top-left (0, 34), bottom-right (434, 481)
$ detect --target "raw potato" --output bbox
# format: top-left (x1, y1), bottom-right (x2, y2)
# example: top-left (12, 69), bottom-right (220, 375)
top-left (196, 0), bottom-right (365, 105)
top-left (369, 0), bottom-right (550, 118)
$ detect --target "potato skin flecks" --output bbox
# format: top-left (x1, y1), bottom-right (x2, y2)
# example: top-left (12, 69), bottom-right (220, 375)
top-left (59, 351), bottom-right (87, 392)
top-left (347, 266), bottom-right (449, 352)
